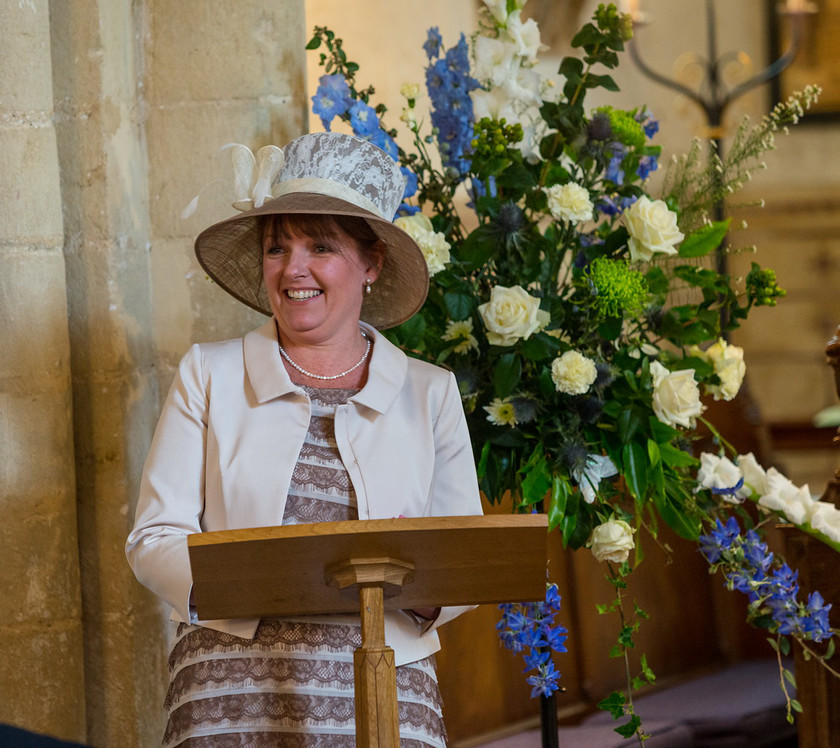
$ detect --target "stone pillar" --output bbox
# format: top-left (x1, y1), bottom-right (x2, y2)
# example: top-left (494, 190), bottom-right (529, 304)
top-left (0, 0), bottom-right (86, 742)
top-left (48, 0), bottom-right (306, 745)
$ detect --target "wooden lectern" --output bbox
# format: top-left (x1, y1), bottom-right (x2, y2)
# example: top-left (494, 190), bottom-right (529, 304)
top-left (188, 514), bottom-right (548, 747)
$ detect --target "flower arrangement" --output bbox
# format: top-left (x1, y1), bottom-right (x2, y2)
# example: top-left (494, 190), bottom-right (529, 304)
top-left (307, 0), bottom-right (837, 736)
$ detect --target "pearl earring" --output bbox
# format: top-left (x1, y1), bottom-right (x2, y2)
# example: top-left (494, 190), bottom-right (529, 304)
top-left (365, 279), bottom-right (373, 294)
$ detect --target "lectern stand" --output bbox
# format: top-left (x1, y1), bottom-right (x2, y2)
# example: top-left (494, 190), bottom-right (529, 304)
top-left (188, 515), bottom-right (548, 747)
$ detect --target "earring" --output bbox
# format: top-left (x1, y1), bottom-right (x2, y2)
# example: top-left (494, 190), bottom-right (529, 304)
top-left (364, 279), bottom-right (373, 294)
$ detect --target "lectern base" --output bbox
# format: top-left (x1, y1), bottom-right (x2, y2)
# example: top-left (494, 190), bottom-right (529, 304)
top-left (355, 646), bottom-right (400, 748)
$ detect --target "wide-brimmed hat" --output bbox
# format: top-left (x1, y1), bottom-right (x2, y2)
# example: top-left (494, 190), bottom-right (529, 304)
top-left (194, 131), bottom-right (429, 329)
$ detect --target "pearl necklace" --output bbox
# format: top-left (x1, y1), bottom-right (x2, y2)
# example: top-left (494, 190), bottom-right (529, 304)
top-left (278, 333), bottom-right (371, 381)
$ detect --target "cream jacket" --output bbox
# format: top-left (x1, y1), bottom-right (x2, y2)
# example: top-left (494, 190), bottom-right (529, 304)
top-left (125, 320), bottom-right (482, 666)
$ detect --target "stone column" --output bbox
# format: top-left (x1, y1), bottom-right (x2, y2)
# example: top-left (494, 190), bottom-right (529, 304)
top-left (48, 0), bottom-right (306, 745)
top-left (0, 0), bottom-right (86, 742)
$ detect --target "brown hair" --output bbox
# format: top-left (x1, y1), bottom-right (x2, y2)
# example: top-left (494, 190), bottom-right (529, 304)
top-left (262, 213), bottom-right (386, 269)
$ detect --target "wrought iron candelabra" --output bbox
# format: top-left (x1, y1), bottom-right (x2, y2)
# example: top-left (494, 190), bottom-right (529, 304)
top-left (625, 0), bottom-right (816, 258)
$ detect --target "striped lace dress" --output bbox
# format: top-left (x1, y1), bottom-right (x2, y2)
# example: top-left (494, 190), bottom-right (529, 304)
top-left (162, 386), bottom-right (448, 747)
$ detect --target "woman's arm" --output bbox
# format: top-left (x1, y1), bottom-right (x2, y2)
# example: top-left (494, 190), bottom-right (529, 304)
top-left (125, 344), bottom-right (208, 621)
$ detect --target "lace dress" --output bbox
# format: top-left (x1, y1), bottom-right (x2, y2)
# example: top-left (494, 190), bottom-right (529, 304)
top-left (161, 386), bottom-right (448, 747)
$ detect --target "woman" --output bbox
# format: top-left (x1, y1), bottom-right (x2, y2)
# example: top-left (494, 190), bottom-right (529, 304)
top-left (126, 131), bottom-right (482, 747)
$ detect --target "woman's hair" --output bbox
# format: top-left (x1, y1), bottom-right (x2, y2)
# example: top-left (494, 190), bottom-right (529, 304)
top-left (262, 213), bottom-right (386, 268)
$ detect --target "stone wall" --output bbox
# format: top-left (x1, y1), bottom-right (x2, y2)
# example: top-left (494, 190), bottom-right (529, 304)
top-left (0, 1), bottom-right (305, 744)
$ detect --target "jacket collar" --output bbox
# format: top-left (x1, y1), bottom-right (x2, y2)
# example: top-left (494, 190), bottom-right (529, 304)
top-left (243, 319), bottom-right (407, 414)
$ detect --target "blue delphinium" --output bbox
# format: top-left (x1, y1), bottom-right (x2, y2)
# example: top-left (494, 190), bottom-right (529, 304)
top-left (498, 583), bottom-right (568, 698)
top-left (348, 100), bottom-right (380, 138)
top-left (424, 32), bottom-right (479, 178)
top-left (311, 74), bottom-right (353, 130)
top-left (699, 516), bottom-right (835, 643)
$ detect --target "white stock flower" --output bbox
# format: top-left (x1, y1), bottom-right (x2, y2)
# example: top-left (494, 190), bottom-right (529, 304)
top-left (551, 350), bottom-right (598, 395)
top-left (697, 453), bottom-right (750, 503)
top-left (442, 318), bottom-right (479, 354)
top-left (650, 361), bottom-right (705, 429)
top-left (704, 339), bottom-right (746, 401)
top-left (394, 214), bottom-right (451, 276)
top-left (572, 454), bottom-right (618, 504)
top-left (587, 519), bottom-right (635, 563)
top-left (758, 468), bottom-right (814, 525)
top-left (471, 87), bottom-right (519, 123)
top-left (545, 183), bottom-right (594, 224)
top-left (478, 285), bottom-right (549, 346)
top-left (504, 11), bottom-right (543, 63)
top-left (624, 196), bottom-right (684, 262)
top-left (736, 452), bottom-right (767, 495)
top-left (484, 397), bottom-right (518, 426)
top-left (473, 36), bottom-right (518, 86)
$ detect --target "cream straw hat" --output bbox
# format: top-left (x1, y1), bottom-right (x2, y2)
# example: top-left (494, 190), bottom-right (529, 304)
top-left (194, 131), bottom-right (429, 329)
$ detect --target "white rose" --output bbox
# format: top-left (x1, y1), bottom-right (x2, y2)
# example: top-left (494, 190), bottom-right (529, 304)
top-left (736, 452), bottom-right (767, 495)
top-left (551, 350), bottom-right (598, 395)
top-left (478, 285), bottom-right (549, 346)
top-left (807, 502), bottom-right (840, 544)
top-left (545, 183), bottom-right (594, 224)
top-left (624, 196), bottom-right (684, 262)
top-left (587, 519), bottom-right (635, 563)
top-left (697, 453), bottom-right (750, 503)
top-left (394, 214), bottom-right (451, 276)
top-left (650, 361), bottom-right (705, 429)
top-left (704, 339), bottom-right (746, 401)
top-left (758, 468), bottom-right (814, 525)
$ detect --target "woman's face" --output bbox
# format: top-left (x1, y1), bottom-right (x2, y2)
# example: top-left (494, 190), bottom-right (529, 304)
top-left (262, 216), bottom-right (380, 346)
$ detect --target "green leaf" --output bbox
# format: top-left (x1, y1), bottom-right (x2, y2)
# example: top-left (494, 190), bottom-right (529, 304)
top-left (596, 691), bottom-right (626, 719)
top-left (520, 447), bottom-right (551, 505)
top-left (443, 291), bottom-right (474, 320)
top-left (614, 715), bottom-right (641, 738)
top-left (306, 36), bottom-right (322, 50)
top-left (493, 353), bottom-right (522, 398)
top-left (520, 332), bottom-right (561, 362)
top-left (548, 475), bottom-right (571, 531)
top-left (658, 442), bottom-right (698, 468)
top-left (622, 441), bottom-right (648, 501)
top-left (617, 408), bottom-right (643, 444)
top-left (678, 219), bottom-right (731, 259)
top-left (652, 490), bottom-right (701, 540)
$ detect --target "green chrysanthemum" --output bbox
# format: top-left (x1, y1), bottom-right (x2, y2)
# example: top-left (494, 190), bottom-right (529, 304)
top-left (596, 106), bottom-right (645, 149)
top-left (587, 256), bottom-right (649, 318)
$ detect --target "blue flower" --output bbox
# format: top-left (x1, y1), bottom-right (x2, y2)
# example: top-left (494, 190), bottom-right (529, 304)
top-left (527, 660), bottom-right (562, 698)
top-left (424, 33), bottom-right (478, 178)
top-left (311, 74), bottom-right (352, 130)
top-left (424, 27), bottom-right (443, 60)
top-left (636, 107), bottom-right (660, 138)
top-left (636, 154), bottom-right (659, 180)
top-left (348, 100), bottom-right (380, 137)
top-left (401, 166), bottom-right (418, 200)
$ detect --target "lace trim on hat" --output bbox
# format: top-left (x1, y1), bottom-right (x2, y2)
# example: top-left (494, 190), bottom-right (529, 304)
top-left (272, 177), bottom-right (384, 218)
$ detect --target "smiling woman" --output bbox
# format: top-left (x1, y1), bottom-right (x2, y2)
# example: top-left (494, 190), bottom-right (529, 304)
top-left (261, 213), bottom-right (385, 385)
top-left (125, 131), bottom-right (484, 746)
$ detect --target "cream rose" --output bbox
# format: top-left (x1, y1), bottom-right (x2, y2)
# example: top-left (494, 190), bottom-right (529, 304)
top-left (587, 519), bottom-right (635, 564)
top-left (624, 196), bottom-right (684, 262)
top-left (650, 361), bottom-right (705, 429)
top-left (394, 214), bottom-right (451, 276)
top-left (544, 182), bottom-right (593, 224)
top-left (551, 350), bottom-right (597, 395)
top-left (478, 285), bottom-right (549, 346)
